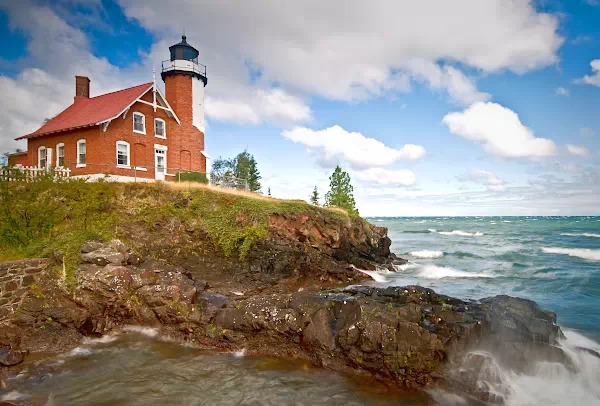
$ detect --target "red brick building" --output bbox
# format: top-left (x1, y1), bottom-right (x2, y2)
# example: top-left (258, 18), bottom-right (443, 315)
top-left (15, 36), bottom-right (208, 181)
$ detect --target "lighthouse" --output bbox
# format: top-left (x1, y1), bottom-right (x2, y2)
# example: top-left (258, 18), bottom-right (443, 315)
top-left (161, 35), bottom-right (208, 172)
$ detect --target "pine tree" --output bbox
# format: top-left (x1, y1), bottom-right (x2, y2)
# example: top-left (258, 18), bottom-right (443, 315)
top-left (325, 166), bottom-right (358, 216)
top-left (246, 155), bottom-right (262, 193)
top-left (309, 186), bottom-right (319, 205)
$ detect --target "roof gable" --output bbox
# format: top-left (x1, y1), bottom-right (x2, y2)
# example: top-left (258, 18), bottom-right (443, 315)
top-left (16, 82), bottom-right (153, 140)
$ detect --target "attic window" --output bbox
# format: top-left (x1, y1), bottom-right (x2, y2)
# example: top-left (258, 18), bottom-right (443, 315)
top-left (133, 112), bottom-right (145, 134)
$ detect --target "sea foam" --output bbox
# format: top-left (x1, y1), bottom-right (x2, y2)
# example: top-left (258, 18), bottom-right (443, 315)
top-left (410, 250), bottom-right (444, 259)
top-left (541, 247), bottom-right (600, 261)
top-left (350, 265), bottom-right (389, 282)
top-left (418, 265), bottom-right (494, 279)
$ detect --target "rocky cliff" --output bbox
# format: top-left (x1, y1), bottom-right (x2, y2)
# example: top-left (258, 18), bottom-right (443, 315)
top-left (0, 240), bottom-right (568, 403)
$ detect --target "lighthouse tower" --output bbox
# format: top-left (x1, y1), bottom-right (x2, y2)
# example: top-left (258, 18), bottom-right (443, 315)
top-left (161, 35), bottom-right (208, 172)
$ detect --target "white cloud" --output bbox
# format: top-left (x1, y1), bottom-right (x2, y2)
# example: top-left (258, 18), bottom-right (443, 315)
top-left (443, 102), bottom-right (558, 159)
top-left (281, 125), bottom-right (425, 170)
top-left (118, 0), bottom-right (563, 103)
top-left (354, 168), bottom-right (416, 187)
top-left (205, 89), bottom-right (311, 125)
top-left (580, 127), bottom-right (595, 137)
top-left (555, 86), bottom-right (569, 96)
top-left (567, 144), bottom-right (591, 156)
top-left (459, 168), bottom-right (506, 192)
top-left (574, 59), bottom-right (600, 87)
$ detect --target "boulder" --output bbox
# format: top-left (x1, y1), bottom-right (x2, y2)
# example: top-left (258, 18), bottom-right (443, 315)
top-left (0, 348), bottom-right (24, 366)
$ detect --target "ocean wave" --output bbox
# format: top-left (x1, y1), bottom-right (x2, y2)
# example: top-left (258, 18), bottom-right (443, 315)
top-left (541, 247), bottom-right (600, 261)
top-left (410, 250), bottom-right (444, 259)
top-left (394, 262), bottom-right (419, 272)
top-left (350, 265), bottom-right (389, 282)
top-left (561, 233), bottom-right (600, 238)
top-left (450, 251), bottom-right (482, 259)
top-left (401, 230), bottom-right (433, 234)
top-left (438, 230), bottom-right (484, 237)
top-left (418, 265), bottom-right (495, 279)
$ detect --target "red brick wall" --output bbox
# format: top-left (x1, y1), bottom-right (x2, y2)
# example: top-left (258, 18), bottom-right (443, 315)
top-left (164, 74), bottom-right (206, 173)
top-left (25, 85), bottom-right (206, 179)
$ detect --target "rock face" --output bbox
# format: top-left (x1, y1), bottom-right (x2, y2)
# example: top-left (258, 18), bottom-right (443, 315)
top-left (0, 241), bottom-right (566, 402)
top-left (120, 212), bottom-right (396, 290)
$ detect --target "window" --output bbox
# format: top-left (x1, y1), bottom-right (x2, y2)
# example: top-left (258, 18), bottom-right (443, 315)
top-left (38, 146), bottom-right (47, 168)
top-left (154, 118), bottom-right (166, 139)
top-left (56, 143), bottom-right (64, 167)
top-left (133, 112), bottom-right (145, 134)
top-left (116, 141), bottom-right (130, 167)
top-left (77, 139), bottom-right (86, 167)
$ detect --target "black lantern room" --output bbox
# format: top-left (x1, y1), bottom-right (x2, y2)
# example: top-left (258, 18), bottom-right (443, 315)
top-left (161, 35), bottom-right (207, 85)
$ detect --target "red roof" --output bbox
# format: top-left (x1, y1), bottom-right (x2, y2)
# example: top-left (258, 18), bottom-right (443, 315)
top-left (16, 82), bottom-right (153, 140)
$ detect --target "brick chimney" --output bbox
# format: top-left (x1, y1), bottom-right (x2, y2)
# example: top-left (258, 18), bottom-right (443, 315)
top-left (75, 76), bottom-right (90, 98)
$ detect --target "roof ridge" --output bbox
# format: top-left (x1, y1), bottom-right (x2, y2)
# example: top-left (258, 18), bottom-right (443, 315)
top-left (89, 82), bottom-right (153, 99)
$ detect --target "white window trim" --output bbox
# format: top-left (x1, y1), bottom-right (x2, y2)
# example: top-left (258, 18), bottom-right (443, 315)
top-left (133, 112), bottom-right (146, 135)
top-left (134, 166), bottom-right (148, 171)
top-left (76, 139), bottom-right (86, 168)
top-left (154, 118), bottom-right (166, 139)
top-left (154, 144), bottom-right (168, 151)
top-left (38, 146), bottom-right (47, 169)
top-left (116, 141), bottom-right (131, 169)
top-left (56, 143), bottom-right (65, 167)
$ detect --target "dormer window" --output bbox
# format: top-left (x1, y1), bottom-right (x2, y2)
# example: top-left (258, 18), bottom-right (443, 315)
top-left (133, 112), bottom-right (145, 134)
top-left (155, 118), bottom-right (166, 139)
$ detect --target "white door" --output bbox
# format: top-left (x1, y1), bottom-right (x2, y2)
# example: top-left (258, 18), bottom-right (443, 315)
top-left (155, 148), bottom-right (166, 181)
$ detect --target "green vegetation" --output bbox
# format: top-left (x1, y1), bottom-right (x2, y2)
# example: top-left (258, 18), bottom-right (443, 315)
top-left (210, 149), bottom-right (262, 192)
top-left (1, 177), bottom-right (355, 276)
top-left (177, 171), bottom-right (209, 184)
top-left (325, 165), bottom-right (358, 216)
top-left (310, 186), bottom-right (320, 205)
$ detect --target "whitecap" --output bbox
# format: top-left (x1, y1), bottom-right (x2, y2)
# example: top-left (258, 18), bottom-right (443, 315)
top-left (541, 247), bottom-right (600, 261)
top-left (503, 220), bottom-right (512, 223)
top-left (438, 230), bottom-right (483, 237)
top-left (122, 326), bottom-right (160, 337)
top-left (427, 228), bottom-right (437, 233)
top-left (410, 250), bottom-right (444, 259)
top-left (560, 233), bottom-right (600, 238)
top-left (418, 265), bottom-right (494, 279)
top-left (394, 262), bottom-right (418, 272)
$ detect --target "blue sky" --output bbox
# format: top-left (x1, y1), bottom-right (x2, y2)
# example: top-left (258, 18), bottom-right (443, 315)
top-left (1, 0), bottom-right (599, 216)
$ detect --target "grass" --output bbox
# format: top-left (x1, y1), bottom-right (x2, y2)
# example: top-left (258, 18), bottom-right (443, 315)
top-left (0, 178), bottom-right (359, 284)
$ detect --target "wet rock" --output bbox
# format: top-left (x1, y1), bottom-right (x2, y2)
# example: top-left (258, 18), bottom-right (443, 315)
top-left (481, 295), bottom-right (563, 345)
top-left (0, 348), bottom-right (24, 366)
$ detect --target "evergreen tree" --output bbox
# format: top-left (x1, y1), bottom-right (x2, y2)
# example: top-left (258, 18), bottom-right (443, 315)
top-left (309, 186), bottom-right (319, 205)
top-left (325, 166), bottom-right (358, 216)
top-left (246, 154), bottom-right (262, 193)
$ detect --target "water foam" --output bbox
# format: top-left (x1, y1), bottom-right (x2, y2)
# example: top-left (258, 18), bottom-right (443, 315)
top-left (410, 250), bottom-right (444, 259)
top-left (68, 347), bottom-right (94, 357)
top-left (418, 265), bottom-right (494, 279)
top-left (561, 233), bottom-right (600, 238)
top-left (82, 335), bottom-right (119, 345)
top-left (350, 265), bottom-right (389, 282)
top-left (122, 326), bottom-right (160, 337)
top-left (541, 247), bottom-right (600, 261)
top-left (438, 230), bottom-right (484, 237)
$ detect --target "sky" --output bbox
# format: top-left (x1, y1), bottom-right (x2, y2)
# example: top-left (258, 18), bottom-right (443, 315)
top-left (0, 0), bottom-right (599, 216)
